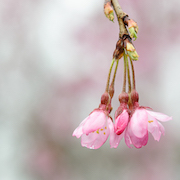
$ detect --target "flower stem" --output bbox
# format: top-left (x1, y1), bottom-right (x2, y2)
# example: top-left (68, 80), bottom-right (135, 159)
top-left (111, 59), bottom-right (119, 87)
top-left (126, 54), bottom-right (131, 93)
top-left (122, 52), bottom-right (126, 92)
top-left (129, 57), bottom-right (136, 90)
top-left (108, 59), bottom-right (119, 98)
top-left (106, 58), bottom-right (115, 92)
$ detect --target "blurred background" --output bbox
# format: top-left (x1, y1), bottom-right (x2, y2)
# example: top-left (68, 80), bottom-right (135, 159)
top-left (0, 0), bottom-right (179, 179)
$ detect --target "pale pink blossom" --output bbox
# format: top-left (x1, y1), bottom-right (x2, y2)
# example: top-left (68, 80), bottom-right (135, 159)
top-left (125, 108), bottom-right (172, 148)
top-left (72, 109), bottom-right (114, 149)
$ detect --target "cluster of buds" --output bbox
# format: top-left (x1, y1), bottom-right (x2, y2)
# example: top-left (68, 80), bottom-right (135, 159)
top-left (72, 2), bottom-right (172, 149)
top-left (113, 35), bottom-right (139, 61)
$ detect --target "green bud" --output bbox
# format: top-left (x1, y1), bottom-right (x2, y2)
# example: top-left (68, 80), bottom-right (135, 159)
top-left (108, 11), bottom-right (114, 22)
top-left (127, 50), bottom-right (139, 61)
top-left (129, 27), bottom-right (137, 40)
top-left (104, 2), bottom-right (114, 22)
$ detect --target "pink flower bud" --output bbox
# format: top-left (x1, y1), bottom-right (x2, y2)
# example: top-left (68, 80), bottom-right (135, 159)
top-left (115, 109), bottom-right (129, 135)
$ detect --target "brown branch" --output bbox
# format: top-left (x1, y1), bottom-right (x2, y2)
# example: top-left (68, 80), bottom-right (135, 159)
top-left (111, 0), bottom-right (128, 38)
top-left (104, 0), bottom-right (111, 4)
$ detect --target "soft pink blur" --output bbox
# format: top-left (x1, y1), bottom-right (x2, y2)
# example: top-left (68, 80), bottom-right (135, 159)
top-left (0, 0), bottom-right (179, 180)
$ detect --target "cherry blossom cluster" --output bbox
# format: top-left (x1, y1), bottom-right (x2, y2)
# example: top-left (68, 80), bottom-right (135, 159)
top-left (73, 89), bottom-right (171, 149)
top-left (72, 0), bottom-right (172, 149)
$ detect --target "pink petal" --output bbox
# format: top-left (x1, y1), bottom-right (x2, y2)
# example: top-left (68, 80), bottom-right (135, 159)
top-left (81, 121), bottom-right (110, 149)
top-left (148, 118), bottom-right (161, 141)
top-left (130, 132), bottom-right (148, 148)
top-left (124, 126), bottom-right (133, 148)
top-left (81, 133), bottom-right (99, 149)
top-left (130, 109), bottom-right (148, 138)
top-left (108, 118), bottom-right (124, 148)
top-left (72, 118), bottom-right (87, 138)
top-left (125, 124), bottom-right (148, 148)
top-left (158, 122), bottom-right (165, 136)
top-left (82, 110), bottom-right (107, 135)
top-left (146, 110), bottom-right (172, 122)
top-left (114, 109), bottom-right (129, 135)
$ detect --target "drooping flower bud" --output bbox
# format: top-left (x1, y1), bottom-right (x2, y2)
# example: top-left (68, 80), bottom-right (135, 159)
top-left (114, 92), bottom-right (129, 135)
top-left (115, 109), bottom-right (129, 135)
top-left (115, 92), bottom-right (129, 119)
top-left (104, 2), bottom-right (114, 22)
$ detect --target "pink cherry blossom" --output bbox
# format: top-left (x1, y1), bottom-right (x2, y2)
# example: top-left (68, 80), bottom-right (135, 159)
top-left (124, 108), bottom-right (148, 148)
top-left (124, 108), bottom-right (172, 148)
top-left (114, 109), bottom-right (129, 135)
top-left (72, 109), bottom-right (114, 149)
top-left (109, 109), bottom-right (129, 148)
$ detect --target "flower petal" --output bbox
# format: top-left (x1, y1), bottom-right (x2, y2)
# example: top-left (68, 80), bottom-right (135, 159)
top-left (124, 125), bottom-right (133, 148)
top-left (130, 132), bottom-right (148, 148)
top-left (81, 120), bottom-right (110, 149)
top-left (82, 110), bottom-right (106, 134)
top-left (158, 121), bottom-right (165, 136)
top-left (130, 108), bottom-right (148, 138)
top-left (148, 118), bottom-right (161, 141)
top-left (72, 118), bottom-right (87, 138)
top-left (125, 124), bottom-right (148, 148)
top-left (114, 109), bottom-right (129, 135)
top-left (146, 110), bottom-right (172, 122)
top-left (81, 133), bottom-right (99, 149)
top-left (108, 118), bottom-right (124, 148)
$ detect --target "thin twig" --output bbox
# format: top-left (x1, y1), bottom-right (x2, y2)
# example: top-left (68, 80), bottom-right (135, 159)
top-left (111, 0), bottom-right (128, 38)
top-left (105, 59), bottom-right (115, 92)
top-left (122, 53), bottom-right (126, 92)
top-left (111, 59), bottom-right (119, 88)
top-left (126, 55), bottom-right (131, 93)
top-left (129, 57), bottom-right (136, 90)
